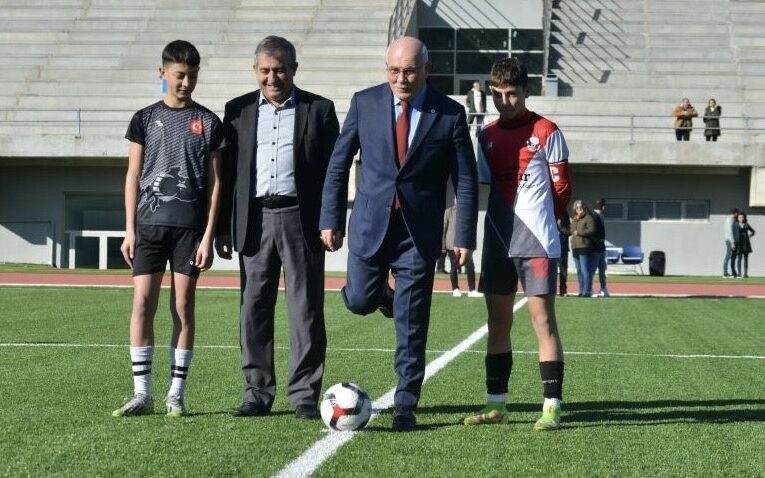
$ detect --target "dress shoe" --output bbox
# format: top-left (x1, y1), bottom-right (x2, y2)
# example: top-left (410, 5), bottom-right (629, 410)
top-left (231, 400), bottom-right (270, 417)
top-left (391, 405), bottom-right (417, 431)
top-left (378, 285), bottom-right (394, 319)
top-left (295, 404), bottom-right (320, 420)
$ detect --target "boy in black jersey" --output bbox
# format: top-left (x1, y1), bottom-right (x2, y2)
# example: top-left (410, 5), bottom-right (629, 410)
top-left (112, 40), bottom-right (224, 418)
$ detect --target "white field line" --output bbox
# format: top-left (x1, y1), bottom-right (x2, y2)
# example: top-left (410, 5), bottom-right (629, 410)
top-left (1, 341), bottom-right (764, 361)
top-left (273, 297), bottom-right (528, 478)
top-left (1, 341), bottom-right (763, 361)
top-left (2, 283), bottom-right (765, 299)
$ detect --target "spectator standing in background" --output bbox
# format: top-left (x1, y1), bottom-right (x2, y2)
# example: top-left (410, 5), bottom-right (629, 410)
top-left (571, 200), bottom-right (597, 297)
top-left (672, 98), bottom-right (698, 141)
top-left (465, 80), bottom-right (486, 137)
top-left (734, 212), bottom-right (756, 278)
top-left (723, 207), bottom-right (739, 278)
top-left (443, 201), bottom-right (482, 297)
top-left (557, 212), bottom-right (571, 297)
top-left (703, 98), bottom-right (721, 142)
top-left (592, 198), bottom-right (609, 297)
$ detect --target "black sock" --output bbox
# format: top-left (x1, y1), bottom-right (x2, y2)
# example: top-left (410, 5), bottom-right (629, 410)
top-left (539, 361), bottom-right (564, 399)
top-left (486, 352), bottom-right (513, 394)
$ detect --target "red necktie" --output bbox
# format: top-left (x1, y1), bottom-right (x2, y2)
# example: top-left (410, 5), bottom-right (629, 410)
top-left (395, 100), bottom-right (410, 168)
top-left (393, 101), bottom-right (409, 209)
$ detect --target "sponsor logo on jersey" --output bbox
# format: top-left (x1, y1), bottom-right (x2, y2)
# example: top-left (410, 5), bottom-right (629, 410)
top-left (190, 119), bottom-right (203, 135)
top-left (154, 120), bottom-right (164, 128)
top-left (526, 136), bottom-right (541, 152)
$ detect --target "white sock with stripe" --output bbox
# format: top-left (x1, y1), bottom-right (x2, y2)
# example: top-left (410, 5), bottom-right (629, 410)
top-left (168, 348), bottom-right (193, 398)
top-left (130, 346), bottom-right (154, 398)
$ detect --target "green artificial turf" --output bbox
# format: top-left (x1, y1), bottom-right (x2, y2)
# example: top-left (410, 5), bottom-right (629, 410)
top-left (0, 287), bottom-right (763, 477)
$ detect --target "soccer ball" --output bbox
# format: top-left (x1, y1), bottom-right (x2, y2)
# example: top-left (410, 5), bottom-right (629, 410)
top-left (320, 382), bottom-right (372, 431)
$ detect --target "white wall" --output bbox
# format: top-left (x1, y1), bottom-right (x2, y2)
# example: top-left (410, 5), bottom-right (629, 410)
top-left (418, 0), bottom-right (543, 28)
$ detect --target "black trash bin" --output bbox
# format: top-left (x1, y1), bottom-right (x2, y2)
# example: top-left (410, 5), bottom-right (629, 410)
top-left (649, 250), bottom-right (666, 276)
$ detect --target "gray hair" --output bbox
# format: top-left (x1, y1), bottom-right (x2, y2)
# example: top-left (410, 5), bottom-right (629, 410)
top-left (255, 35), bottom-right (297, 66)
top-left (573, 199), bottom-right (586, 210)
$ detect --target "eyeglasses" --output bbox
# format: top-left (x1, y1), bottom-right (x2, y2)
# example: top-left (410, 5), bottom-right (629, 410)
top-left (386, 64), bottom-right (423, 78)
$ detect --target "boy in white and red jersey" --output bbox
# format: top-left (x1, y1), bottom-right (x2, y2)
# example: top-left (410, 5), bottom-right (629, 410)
top-left (464, 58), bottom-right (572, 431)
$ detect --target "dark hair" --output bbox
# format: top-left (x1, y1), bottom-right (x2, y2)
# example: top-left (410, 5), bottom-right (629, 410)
top-left (489, 57), bottom-right (528, 89)
top-left (731, 207), bottom-right (739, 214)
top-left (595, 198), bottom-right (606, 209)
top-left (255, 35), bottom-right (297, 67)
top-left (162, 40), bottom-right (200, 67)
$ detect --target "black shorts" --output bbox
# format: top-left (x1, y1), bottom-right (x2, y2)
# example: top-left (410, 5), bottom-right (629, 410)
top-left (132, 225), bottom-right (201, 278)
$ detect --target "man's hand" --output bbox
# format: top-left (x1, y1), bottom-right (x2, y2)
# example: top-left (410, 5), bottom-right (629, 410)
top-left (215, 234), bottom-right (233, 260)
top-left (452, 247), bottom-right (472, 267)
top-left (320, 229), bottom-right (344, 252)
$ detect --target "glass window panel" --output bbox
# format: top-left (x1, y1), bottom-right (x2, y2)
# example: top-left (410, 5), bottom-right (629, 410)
top-left (457, 29), bottom-right (509, 50)
top-left (419, 28), bottom-right (455, 50)
top-left (627, 201), bottom-right (653, 221)
top-left (429, 51), bottom-right (454, 74)
top-left (511, 29), bottom-right (544, 51)
top-left (428, 75), bottom-right (454, 95)
top-left (456, 52), bottom-right (507, 74)
top-left (655, 201), bottom-right (681, 220)
top-left (510, 52), bottom-right (543, 74)
top-left (684, 202), bottom-right (708, 219)
top-left (604, 202), bottom-right (624, 219)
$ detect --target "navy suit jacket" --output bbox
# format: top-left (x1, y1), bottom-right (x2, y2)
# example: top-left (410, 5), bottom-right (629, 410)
top-left (320, 83), bottom-right (478, 262)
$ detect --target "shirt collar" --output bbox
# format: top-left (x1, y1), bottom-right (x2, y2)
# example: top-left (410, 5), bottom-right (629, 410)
top-left (259, 87), bottom-right (296, 107)
top-left (393, 85), bottom-right (427, 111)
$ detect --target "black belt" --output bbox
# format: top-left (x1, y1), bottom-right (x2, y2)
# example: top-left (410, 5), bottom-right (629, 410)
top-left (254, 195), bottom-right (298, 209)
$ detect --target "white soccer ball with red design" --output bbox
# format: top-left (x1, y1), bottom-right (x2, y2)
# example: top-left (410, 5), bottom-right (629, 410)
top-left (320, 382), bottom-right (372, 431)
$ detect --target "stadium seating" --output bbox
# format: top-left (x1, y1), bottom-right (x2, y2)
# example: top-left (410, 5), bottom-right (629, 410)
top-left (0, 0), bottom-right (396, 157)
top-left (545, 0), bottom-right (765, 142)
top-left (1, 0), bottom-right (764, 156)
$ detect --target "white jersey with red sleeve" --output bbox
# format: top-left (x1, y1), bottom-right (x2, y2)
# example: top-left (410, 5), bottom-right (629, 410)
top-left (477, 111), bottom-right (572, 258)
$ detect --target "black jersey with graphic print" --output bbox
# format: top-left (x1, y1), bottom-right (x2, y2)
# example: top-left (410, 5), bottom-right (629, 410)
top-left (126, 101), bottom-right (224, 230)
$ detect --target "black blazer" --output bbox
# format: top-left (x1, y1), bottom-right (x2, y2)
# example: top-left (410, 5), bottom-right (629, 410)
top-left (218, 87), bottom-right (340, 253)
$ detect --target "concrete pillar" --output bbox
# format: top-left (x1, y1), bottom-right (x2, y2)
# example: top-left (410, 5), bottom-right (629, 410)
top-left (750, 167), bottom-right (765, 207)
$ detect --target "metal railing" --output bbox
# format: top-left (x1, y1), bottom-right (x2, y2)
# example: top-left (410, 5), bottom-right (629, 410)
top-left (388, 0), bottom-right (417, 44)
top-left (466, 112), bottom-right (765, 143)
top-left (2, 108), bottom-right (765, 144)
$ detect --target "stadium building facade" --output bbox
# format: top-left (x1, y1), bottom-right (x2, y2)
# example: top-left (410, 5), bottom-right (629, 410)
top-left (0, 0), bottom-right (763, 276)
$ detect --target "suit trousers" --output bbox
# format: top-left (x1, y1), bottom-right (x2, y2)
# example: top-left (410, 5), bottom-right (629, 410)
top-left (342, 211), bottom-right (435, 408)
top-left (238, 204), bottom-right (326, 409)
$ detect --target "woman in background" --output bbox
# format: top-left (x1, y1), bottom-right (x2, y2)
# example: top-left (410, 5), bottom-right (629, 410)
top-left (734, 212), bottom-right (755, 278)
top-left (570, 200), bottom-right (597, 297)
top-left (703, 98), bottom-right (721, 142)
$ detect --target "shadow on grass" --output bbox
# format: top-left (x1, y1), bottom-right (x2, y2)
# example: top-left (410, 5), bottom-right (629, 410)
top-left (189, 410), bottom-right (295, 418)
top-left (416, 400), bottom-right (765, 428)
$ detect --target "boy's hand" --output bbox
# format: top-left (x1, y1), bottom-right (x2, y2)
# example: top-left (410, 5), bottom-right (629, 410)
top-left (215, 234), bottom-right (233, 260)
top-left (195, 238), bottom-right (214, 272)
top-left (120, 232), bottom-right (135, 267)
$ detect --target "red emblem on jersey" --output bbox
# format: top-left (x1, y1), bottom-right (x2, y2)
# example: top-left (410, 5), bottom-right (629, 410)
top-left (190, 119), bottom-right (203, 135)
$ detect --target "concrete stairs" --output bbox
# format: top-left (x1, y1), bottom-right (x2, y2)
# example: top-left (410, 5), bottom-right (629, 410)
top-left (544, 0), bottom-right (765, 149)
top-left (0, 0), bottom-right (395, 157)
